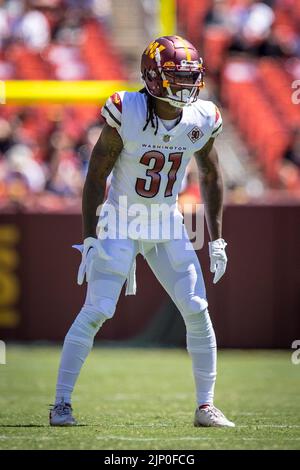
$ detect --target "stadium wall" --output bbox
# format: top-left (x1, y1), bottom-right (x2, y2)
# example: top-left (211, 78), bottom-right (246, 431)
top-left (0, 205), bottom-right (299, 348)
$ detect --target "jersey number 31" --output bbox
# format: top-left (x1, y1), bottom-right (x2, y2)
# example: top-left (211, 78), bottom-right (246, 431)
top-left (135, 151), bottom-right (183, 198)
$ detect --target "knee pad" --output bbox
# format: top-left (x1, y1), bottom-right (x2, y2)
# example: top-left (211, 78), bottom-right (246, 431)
top-left (65, 305), bottom-right (107, 348)
top-left (174, 274), bottom-right (208, 315)
top-left (74, 305), bottom-right (107, 330)
top-left (172, 255), bottom-right (207, 314)
top-left (183, 296), bottom-right (208, 316)
top-left (185, 309), bottom-right (217, 353)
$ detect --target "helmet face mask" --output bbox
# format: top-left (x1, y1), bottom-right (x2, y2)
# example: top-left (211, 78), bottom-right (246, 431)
top-left (141, 36), bottom-right (205, 108)
top-left (160, 67), bottom-right (204, 108)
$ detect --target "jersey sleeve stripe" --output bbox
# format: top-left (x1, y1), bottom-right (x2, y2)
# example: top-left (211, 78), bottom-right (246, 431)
top-left (103, 105), bottom-right (121, 126)
top-left (211, 122), bottom-right (222, 136)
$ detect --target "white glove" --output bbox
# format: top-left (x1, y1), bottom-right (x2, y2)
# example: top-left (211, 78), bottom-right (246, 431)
top-left (72, 237), bottom-right (111, 285)
top-left (208, 238), bottom-right (228, 284)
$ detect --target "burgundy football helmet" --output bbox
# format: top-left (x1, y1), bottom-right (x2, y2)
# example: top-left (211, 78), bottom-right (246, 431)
top-left (141, 35), bottom-right (205, 108)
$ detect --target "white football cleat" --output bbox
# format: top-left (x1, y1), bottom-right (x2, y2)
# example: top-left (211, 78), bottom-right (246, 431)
top-left (194, 405), bottom-right (235, 428)
top-left (49, 400), bottom-right (77, 426)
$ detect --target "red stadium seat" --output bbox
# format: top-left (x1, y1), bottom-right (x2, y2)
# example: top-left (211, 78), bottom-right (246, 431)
top-left (222, 59), bottom-right (293, 185)
top-left (204, 26), bottom-right (232, 74)
top-left (81, 20), bottom-right (127, 80)
top-left (6, 44), bottom-right (55, 79)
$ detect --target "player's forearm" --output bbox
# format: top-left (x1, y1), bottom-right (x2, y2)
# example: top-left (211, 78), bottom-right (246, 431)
top-left (81, 124), bottom-right (122, 240)
top-left (200, 172), bottom-right (224, 241)
top-left (82, 176), bottom-right (106, 239)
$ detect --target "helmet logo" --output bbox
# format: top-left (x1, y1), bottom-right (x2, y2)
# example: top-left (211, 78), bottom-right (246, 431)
top-left (145, 41), bottom-right (166, 59)
top-left (113, 93), bottom-right (120, 104)
top-left (111, 92), bottom-right (122, 112)
top-left (163, 61), bottom-right (176, 68)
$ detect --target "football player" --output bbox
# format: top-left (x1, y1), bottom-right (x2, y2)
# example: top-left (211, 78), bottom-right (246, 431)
top-left (50, 35), bottom-right (235, 428)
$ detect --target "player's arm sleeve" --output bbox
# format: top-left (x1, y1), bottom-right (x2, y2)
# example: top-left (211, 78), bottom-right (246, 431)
top-left (101, 91), bottom-right (125, 131)
top-left (210, 105), bottom-right (223, 138)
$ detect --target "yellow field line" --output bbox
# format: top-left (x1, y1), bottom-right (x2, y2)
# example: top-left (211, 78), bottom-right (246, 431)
top-left (2, 81), bottom-right (141, 104)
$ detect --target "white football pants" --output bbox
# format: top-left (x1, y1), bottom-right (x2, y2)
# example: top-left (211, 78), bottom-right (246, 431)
top-left (55, 231), bottom-right (217, 407)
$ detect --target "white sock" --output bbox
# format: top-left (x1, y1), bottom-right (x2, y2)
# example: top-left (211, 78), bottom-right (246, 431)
top-left (185, 308), bottom-right (217, 406)
top-left (54, 306), bottom-right (107, 405)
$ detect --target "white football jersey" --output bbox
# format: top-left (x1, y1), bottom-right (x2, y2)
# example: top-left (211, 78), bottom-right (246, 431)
top-left (101, 91), bottom-right (222, 207)
top-left (100, 91), bottom-right (222, 239)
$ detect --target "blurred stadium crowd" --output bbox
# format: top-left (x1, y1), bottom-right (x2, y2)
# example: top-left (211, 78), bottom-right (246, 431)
top-left (0, 0), bottom-right (125, 211)
top-left (0, 0), bottom-right (300, 212)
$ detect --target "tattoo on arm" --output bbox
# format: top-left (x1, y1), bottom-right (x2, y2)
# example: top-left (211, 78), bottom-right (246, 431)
top-left (82, 123), bottom-right (123, 239)
top-left (194, 138), bottom-right (224, 241)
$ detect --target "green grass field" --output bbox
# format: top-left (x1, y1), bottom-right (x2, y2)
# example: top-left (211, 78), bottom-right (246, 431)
top-left (0, 346), bottom-right (299, 450)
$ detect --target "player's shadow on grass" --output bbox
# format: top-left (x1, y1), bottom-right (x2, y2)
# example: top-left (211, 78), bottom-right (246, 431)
top-left (0, 424), bottom-right (89, 427)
